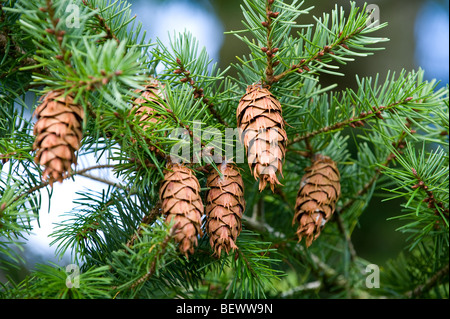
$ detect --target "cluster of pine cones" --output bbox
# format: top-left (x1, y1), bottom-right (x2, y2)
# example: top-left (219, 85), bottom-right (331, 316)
top-left (160, 161), bottom-right (245, 257)
top-left (32, 79), bottom-right (341, 258)
top-left (236, 84), bottom-right (341, 248)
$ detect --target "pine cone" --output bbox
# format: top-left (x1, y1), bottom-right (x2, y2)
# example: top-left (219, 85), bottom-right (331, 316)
top-left (237, 84), bottom-right (287, 192)
top-left (132, 78), bottom-right (166, 131)
top-left (293, 154), bottom-right (341, 247)
top-left (159, 163), bottom-right (204, 257)
top-left (33, 90), bottom-right (84, 185)
top-left (206, 162), bottom-right (245, 257)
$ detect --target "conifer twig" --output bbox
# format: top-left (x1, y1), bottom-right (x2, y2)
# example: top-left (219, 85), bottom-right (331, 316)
top-left (129, 225), bottom-right (176, 290)
top-left (173, 58), bottom-right (228, 127)
top-left (126, 202), bottom-right (162, 249)
top-left (261, 0), bottom-right (280, 86)
top-left (0, 3), bottom-right (47, 79)
top-left (337, 120), bottom-right (411, 215)
top-left (242, 214), bottom-right (350, 293)
top-left (405, 264), bottom-right (449, 298)
top-left (271, 25), bottom-right (368, 84)
top-left (333, 212), bottom-right (357, 262)
top-left (78, 172), bottom-right (125, 189)
top-left (411, 169), bottom-right (450, 224)
top-left (288, 96), bottom-right (413, 146)
top-left (81, 0), bottom-right (120, 44)
top-left (333, 120), bottom-right (412, 261)
top-left (42, 0), bottom-right (72, 68)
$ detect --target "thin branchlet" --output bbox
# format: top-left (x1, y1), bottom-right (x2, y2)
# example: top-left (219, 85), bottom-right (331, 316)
top-left (288, 96), bottom-right (414, 146)
top-left (174, 57), bottom-right (228, 127)
top-left (81, 0), bottom-right (120, 44)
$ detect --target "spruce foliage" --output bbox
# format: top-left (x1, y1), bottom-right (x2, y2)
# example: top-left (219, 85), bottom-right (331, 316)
top-left (0, 0), bottom-right (448, 299)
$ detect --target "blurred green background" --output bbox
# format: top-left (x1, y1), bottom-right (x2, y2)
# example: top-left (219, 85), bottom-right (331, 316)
top-left (1, 0), bottom-right (448, 283)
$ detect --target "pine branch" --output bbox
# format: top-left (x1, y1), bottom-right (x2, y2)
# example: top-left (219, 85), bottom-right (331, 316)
top-left (42, 0), bottom-right (72, 68)
top-left (155, 31), bottom-right (229, 127)
top-left (333, 212), bottom-right (357, 261)
top-left (2, 0), bottom-right (448, 300)
top-left (332, 120), bottom-right (413, 261)
top-left (129, 225), bottom-right (176, 290)
top-left (125, 201), bottom-right (161, 249)
top-left (173, 58), bottom-right (228, 127)
top-left (0, 2), bottom-right (48, 81)
top-left (289, 96), bottom-right (413, 146)
top-left (337, 121), bottom-right (411, 214)
top-left (380, 141), bottom-right (449, 248)
top-left (271, 24), bottom-right (367, 84)
top-left (81, 0), bottom-right (120, 44)
top-left (411, 168), bottom-right (450, 223)
top-left (406, 263), bottom-right (449, 298)
top-left (261, 0), bottom-right (280, 85)
top-left (242, 214), bottom-right (349, 292)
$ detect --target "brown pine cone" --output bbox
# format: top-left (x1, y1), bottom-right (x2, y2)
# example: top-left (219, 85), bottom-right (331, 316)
top-left (159, 163), bottom-right (204, 257)
top-left (33, 90), bottom-right (84, 185)
top-left (237, 84), bottom-right (287, 192)
top-left (205, 162), bottom-right (245, 257)
top-left (131, 78), bottom-right (166, 131)
top-left (293, 154), bottom-right (341, 247)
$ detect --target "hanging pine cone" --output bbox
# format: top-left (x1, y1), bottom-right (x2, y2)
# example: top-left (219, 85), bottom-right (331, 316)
top-left (159, 163), bottom-right (204, 257)
top-left (293, 154), bottom-right (341, 247)
top-left (131, 78), bottom-right (166, 131)
top-left (33, 90), bottom-right (84, 185)
top-left (237, 84), bottom-right (287, 192)
top-left (205, 161), bottom-right (245, 257)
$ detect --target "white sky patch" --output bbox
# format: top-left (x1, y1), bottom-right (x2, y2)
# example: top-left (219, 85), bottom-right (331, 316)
top-left (25, 152), bottom-right (120, 260)
top-left (132, 0), bottom-right (224, 61)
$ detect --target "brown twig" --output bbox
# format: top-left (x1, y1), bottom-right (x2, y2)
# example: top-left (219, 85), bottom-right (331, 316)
top-left (0, 151), bottom-right (29, 164)
top-left (411, 168), bottom-right (449, 225)
top-left (334, 212), bottom-right (357, 262)
top-left (71, 69), bottom-right (124, 92)
top-left (260, 0), bottom-right (280, 86)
